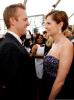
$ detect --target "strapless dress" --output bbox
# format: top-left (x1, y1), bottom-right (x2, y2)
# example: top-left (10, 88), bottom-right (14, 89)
top-left (43, 55), bottom-right (59, 77)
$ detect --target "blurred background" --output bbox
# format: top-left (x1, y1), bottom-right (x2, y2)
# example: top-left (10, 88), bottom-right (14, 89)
top-left (0, 0), bottom-right (74, 37)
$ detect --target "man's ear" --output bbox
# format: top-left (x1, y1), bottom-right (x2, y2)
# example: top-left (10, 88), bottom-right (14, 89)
top-left (10, 17), bottom-right (15, 26)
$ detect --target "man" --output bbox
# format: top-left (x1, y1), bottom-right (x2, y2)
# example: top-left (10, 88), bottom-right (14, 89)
top-left (0, 3), bottom-right (36, 100)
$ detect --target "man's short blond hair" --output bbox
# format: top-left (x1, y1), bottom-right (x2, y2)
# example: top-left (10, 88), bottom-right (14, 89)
top-left (3, 3), bottom-right (26, 29)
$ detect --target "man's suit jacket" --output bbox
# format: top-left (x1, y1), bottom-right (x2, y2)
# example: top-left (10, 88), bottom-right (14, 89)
top-left (0, 33), bottom-right (36, 99)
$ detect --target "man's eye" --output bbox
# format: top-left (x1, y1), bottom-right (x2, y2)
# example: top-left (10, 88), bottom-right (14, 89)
top-left (24, 18), bottom-right (28, 21)
top-left (24, 20), bottom-right (27, 21)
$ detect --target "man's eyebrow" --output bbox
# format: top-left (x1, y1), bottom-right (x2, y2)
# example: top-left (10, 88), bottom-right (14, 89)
top-left (24, 18), bottom-right (28, 20)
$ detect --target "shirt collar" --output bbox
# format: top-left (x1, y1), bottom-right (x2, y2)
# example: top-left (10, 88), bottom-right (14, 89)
top-left (7, 30), bottom-right (22, 44)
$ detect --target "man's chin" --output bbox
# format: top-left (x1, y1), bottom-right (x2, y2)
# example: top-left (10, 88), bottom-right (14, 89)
top-left (23, 32), bottom-right (27, 35)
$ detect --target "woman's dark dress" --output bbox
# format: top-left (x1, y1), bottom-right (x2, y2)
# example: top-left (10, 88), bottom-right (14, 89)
top-left (41, 54), bottom-right (74, 100)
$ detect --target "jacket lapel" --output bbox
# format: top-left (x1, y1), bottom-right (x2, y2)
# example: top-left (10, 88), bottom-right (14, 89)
top-left (5, 33), bottom-right (29, 56)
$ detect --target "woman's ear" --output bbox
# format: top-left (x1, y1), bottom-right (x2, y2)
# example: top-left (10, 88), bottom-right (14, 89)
top-left (58, 22), bottom-right (63, 33)
top-left (59, 21), bottom-right (63, 29)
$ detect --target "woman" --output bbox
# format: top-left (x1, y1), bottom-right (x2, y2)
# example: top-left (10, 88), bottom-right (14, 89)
top-left (32, 34), bottom-right (45, 100)
top-left (44, 36), bottom-right (54, 54)
top-left (42, 10), bottom-right (73, 100)
top-left (32, 34), bottom-right (45, 79)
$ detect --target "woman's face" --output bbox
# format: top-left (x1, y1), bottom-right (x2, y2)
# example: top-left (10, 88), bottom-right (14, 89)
top-left (37, 35), bottom-right (43, 44)
top-left (45, 15), bottom-right (59, 37)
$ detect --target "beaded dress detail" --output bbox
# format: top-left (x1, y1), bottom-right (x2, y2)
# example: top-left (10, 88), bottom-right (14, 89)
top-left (43, 54), bottom-right (59, 77)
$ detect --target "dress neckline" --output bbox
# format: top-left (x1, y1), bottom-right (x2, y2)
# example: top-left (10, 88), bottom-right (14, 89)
top-left (45, 54), bottom-right (59, 61)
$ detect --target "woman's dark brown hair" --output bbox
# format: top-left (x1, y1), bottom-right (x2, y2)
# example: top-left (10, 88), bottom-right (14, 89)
top-left (45, 10), bottom-right (69, 32)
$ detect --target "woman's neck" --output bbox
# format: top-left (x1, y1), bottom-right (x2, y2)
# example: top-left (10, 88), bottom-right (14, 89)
top-left (52, 33), bottom-right (65, 44)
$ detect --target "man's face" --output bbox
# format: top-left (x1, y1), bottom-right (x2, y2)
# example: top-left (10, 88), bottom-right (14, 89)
top-left (15, 8), bottom-right (30, 37)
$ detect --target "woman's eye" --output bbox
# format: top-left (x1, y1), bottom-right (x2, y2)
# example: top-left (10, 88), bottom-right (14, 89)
top-left (42, 21), bottom-right (50, 26)
top-left (47, 22), bottom-right (50, 25)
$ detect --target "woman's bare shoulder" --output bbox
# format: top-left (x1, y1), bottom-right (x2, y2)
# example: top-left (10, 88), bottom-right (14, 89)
top-left (62, 38), bottom-right (73, 47)
top-left (32, 44), bottom-right (38, 49)
top-left (59, 38), bottom-right (73, 55)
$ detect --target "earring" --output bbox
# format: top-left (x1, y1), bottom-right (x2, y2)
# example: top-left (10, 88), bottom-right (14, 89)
top-left (59, 28), bottom-right (61, 33)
